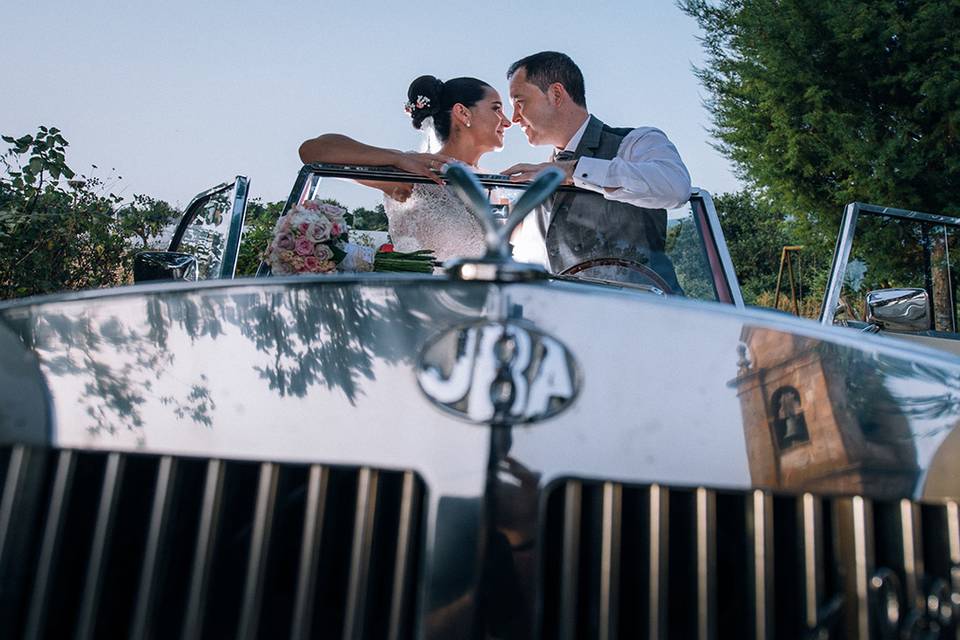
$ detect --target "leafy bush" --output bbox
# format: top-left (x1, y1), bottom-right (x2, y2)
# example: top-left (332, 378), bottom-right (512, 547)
top-left (0, 127), bottom-right (178, 299)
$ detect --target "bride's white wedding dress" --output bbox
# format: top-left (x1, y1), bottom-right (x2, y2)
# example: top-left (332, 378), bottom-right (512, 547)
top-left (383, 184), bottom-right (486, 263)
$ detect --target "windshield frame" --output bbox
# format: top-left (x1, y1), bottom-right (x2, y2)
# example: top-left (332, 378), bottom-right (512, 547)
top-left (819, 202), bottom-right (960, 326)
top-left (261, 164), bottom-right (743, 307)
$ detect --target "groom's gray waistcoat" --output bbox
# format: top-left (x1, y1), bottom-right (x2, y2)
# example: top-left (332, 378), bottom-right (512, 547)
top-left (539, 116), bottom-right (669, 275)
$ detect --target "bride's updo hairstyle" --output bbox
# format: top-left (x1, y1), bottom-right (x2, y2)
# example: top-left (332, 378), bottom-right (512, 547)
top-left (406, 75), bottom-right (491, 142)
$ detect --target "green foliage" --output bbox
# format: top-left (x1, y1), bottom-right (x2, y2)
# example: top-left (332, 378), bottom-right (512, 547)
top-left (350, 204), bottom-right (388, 231)
top-left (680, 0), bottom-right (960, 232)
top-left (713, 190), bottom-right (797, 304)
top-left (235, 198), bottom-right (285, 276)
top-left (1, 126), bottom-right (180, 299)
top-left (667, 217), bottom-right (716, 300)
top-left (117, 194), bottom-right (179, 250)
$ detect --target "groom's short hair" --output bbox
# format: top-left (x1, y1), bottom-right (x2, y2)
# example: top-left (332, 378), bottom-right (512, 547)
top-left (507, 51), bottom-right (586, 108)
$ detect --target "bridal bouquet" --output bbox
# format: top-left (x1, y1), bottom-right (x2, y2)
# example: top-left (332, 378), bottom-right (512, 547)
top-left (264, 200), bottom-right (436, 274)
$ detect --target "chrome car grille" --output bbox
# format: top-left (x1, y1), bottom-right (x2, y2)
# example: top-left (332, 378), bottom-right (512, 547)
top-left (542, 480), bottom-right (960, 639)
top-left (0, 446), bottom-right (423, 640)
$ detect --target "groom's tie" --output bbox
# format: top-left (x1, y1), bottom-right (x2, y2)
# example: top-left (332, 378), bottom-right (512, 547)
top-left (554, 150), bottom-right (576, 162)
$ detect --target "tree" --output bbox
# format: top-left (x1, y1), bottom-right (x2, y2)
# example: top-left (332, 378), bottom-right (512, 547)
top-left (712, 191), bottom-right (794, 305)
top-left (1, 127), bottom-right (130, 298)
top-left (680, 0), bottom-right (960, 228)
top-left (351, 204), bottom-right (388, 231)
top-left (117, 194), bottom-right (179, 250)
top-left (235, 198), bottom-right (285, 276)
top-left (1, 127), bottom-right (182, 299)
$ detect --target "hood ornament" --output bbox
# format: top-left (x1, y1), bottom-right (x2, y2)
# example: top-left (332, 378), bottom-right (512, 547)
top-left (443, 163), bottom-right (564, 282)
top-left (417, 319), bottom-right (580, 425)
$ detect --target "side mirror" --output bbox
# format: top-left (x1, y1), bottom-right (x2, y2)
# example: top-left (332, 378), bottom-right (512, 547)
top-left (134, 251), bottom-right (199, 283)
top-left (865, 288), bottom-right (930, 331)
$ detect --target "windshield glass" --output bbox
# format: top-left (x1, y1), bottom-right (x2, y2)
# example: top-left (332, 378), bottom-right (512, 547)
top-left (282, 166), bottom-right (729, 303)
top-left (175, 188), bottom-right (235, 279)
top-left (833, 210), bottom-right (960, 331)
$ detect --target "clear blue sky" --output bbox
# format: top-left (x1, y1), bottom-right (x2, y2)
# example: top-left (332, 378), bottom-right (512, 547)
top-left (3, 0), bottom-right (740, 208)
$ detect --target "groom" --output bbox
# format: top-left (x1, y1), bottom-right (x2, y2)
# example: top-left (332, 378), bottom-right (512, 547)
top-left (503, 51), bottom-right (691, 290)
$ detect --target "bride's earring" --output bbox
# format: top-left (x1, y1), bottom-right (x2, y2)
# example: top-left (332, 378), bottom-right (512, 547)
top-left (466, 121), bottom-right (471, 128)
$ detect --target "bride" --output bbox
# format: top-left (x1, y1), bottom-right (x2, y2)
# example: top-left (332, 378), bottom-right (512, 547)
top-left (298, 75), bottom-right (511, 262)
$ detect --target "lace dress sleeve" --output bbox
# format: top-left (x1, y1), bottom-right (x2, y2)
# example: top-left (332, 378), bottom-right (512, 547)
top-left (382, 184), bottom-right (487, 262)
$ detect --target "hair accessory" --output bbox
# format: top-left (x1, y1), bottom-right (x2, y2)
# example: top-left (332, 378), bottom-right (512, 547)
top-left (404, 95), bottom-right (432, 114)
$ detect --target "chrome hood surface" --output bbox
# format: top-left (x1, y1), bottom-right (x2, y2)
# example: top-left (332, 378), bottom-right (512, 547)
top-left (2, 276), bottom-right (958, 501)
top-left (3, 275), bottom-right (960, 638)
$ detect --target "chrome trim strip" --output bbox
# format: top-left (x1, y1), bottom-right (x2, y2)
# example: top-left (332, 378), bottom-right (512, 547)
top-left (948, 501), bottom-right (960, 640)
top-left (599, 482), bottom-right (622, 640)
top-left (181, 459), bottom-right (225, 640)
top-left (0, 445), bottom-right (28, 565)
top-left (290, 465), bottom-right (329, 640)
top-left (302, 162), bottom-right (589, 193)
top-left (648, 484), bottom-right (669, 640)
top-left (75, 452), bottom-right (124, 640)
top-left (699, 189), bottom-right (746, 309)
top-left (696, 487), bottom-right (717, 640)
top-left (219, 176), bottom-right (250, 280)
top-left (948, 501), bottom-right (960, 565)
top-left (343, 468), bottom-right (379, 640)
top-left (750, 489), bottom-right (774, 640)
top-left (854, 202), bottom-right (960, 227)
top-left (130, 456), bottom-right (176, 640)
top-left (837, 496), bottom-right (874, 640)
top-left (237, 462), bottom-right (279, 640)
top-left (24, 450), bottom-right (75, 640)
top-left (898, 499), bottom-right (924, 613)
top-left (820, 203), bottom-right (860, 324)
top-left (853, 497), bottom-right (873, 640)
top-left (560, 480), bottom-right (582, 640)
top-left (801, 493), bottom-right (824, 630)
top-left (387, 471), bottom-right (417, 640)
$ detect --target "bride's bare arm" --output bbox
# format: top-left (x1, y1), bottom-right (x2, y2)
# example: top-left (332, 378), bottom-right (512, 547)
top-left (299, 134), bottom-right (451, 184)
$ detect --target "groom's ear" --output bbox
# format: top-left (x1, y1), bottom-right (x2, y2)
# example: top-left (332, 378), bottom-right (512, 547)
top-left (548, 82), bottom-right (568, 106)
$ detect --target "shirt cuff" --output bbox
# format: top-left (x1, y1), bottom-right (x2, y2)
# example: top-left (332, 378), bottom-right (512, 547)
top-left (571, 156), bottom-right (612, 191)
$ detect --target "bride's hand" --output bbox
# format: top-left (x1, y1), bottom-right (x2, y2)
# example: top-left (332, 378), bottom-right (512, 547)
top-left (386, 183), bottom-right (414, 202)
top-left (392, 151), bottom-right (454, 184)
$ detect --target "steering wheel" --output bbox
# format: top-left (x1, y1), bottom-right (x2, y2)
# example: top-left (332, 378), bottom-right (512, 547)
top-left (560, 258), bottom-right (674, 294)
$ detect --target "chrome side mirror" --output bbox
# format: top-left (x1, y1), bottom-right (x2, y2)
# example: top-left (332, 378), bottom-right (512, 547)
top-left (865, 288), bottom-right (930, 331)
top-left (134, 251), bottom-right (199, 283)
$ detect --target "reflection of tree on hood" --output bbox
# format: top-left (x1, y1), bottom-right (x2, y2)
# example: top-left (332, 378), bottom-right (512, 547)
top-left (2, 280), bottom-right (489, 439)
top-left (4, 308), bottom-right (214, 443)
top-left (828, 343), bottom-right (960, 442)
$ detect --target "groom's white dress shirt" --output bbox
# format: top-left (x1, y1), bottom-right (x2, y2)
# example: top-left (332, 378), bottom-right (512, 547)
top-left (512, 114), bottom-right (692, 265)
top-left (559, 114), bottom-right (692, 211)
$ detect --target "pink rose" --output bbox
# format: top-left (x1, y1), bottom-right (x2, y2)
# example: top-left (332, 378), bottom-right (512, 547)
top-left (298, 222), bottom-right (310, 234)
top-left (301, 200), bottom-right (321, 211)
top-left (330, 223), bottom-right (342, 237)
top-left (314, 244), bottom-right (334, 260)
top-left (306, 217), bottom-right (332, 242)
top-left (276, 233), bottom-right (294, 250)
top-left (295, 238), bottom-right (314, 256)
top-left (303, 256), bottom-right (320, 271)
top-left (319, 203), bottom-right (346, 218)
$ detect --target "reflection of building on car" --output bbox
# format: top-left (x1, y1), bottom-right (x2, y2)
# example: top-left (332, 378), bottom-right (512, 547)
top-left (734, 327), bottom-right (919, 497)
top-left (3, 166), bottom-right (960, 638)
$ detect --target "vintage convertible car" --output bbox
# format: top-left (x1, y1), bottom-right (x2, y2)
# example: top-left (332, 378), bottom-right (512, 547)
top-left (2, 166), bottom-right (960, 639)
